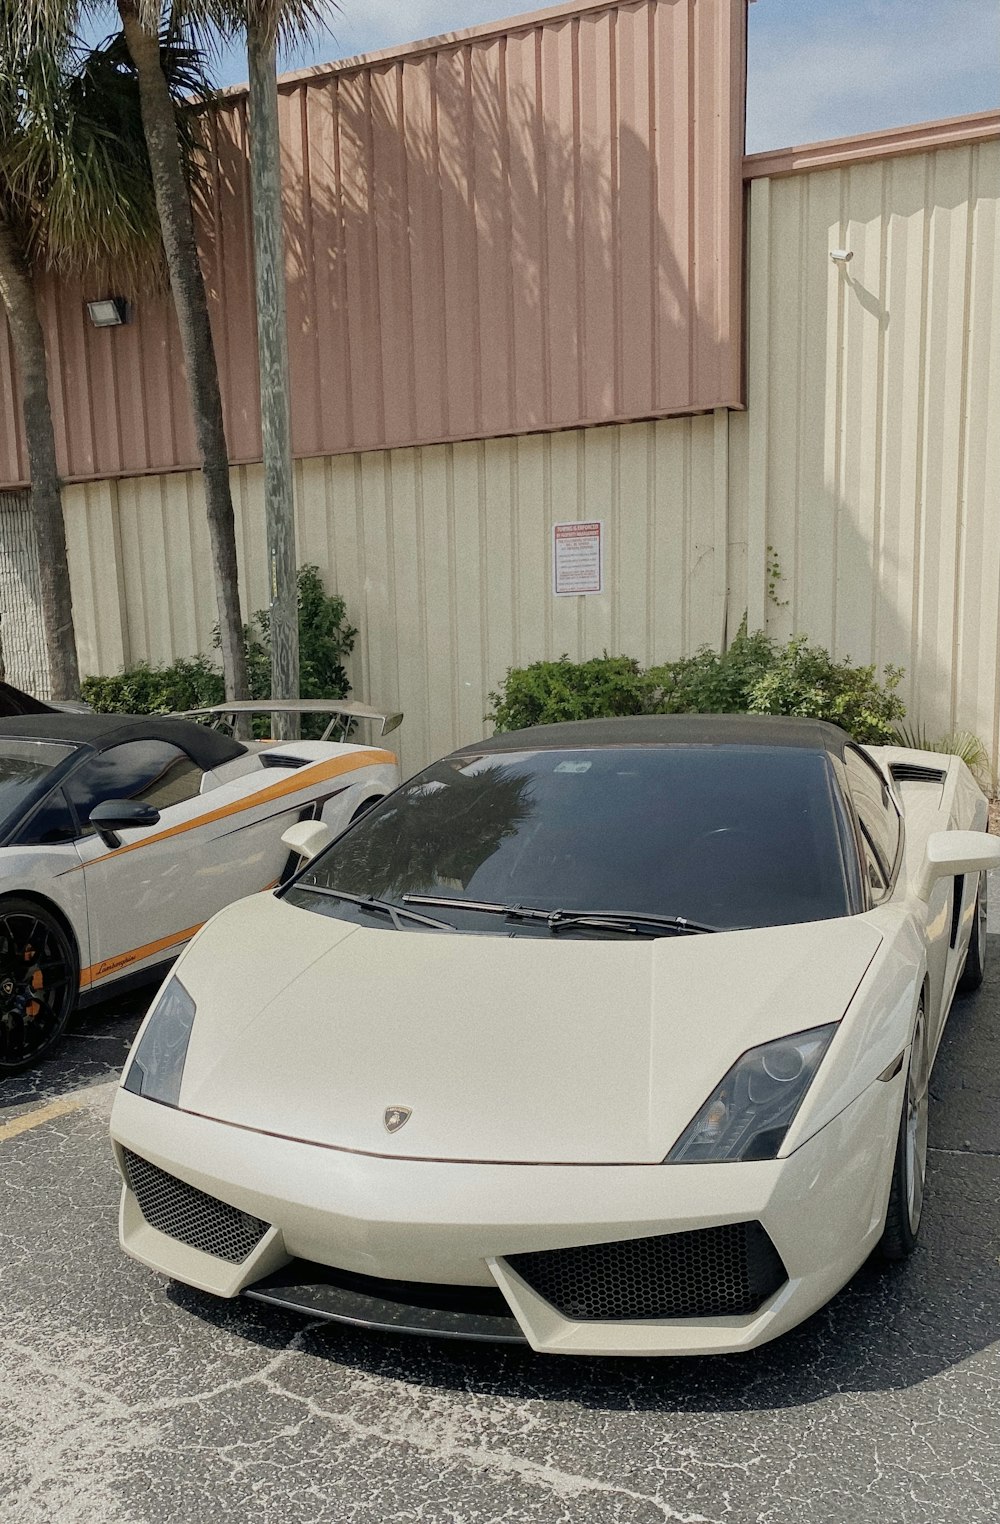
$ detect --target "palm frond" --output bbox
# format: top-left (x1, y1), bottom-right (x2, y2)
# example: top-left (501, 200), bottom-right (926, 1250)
top-left (1, 16), bottom-right (217, 291)
top-left (171, 0), bottom-right (338, 51)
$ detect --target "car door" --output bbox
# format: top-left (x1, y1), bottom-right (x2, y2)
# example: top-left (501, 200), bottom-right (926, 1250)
top-left (2, 770), bottom-right (92, 984)
top-left (65, 738), bottom-right (227, 991)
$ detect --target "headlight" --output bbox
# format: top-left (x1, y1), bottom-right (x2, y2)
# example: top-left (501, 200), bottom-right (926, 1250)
top-left (122, 978), bottom-right (196, 1107)
top-left (665, 1024), bottom-right (837, 1163)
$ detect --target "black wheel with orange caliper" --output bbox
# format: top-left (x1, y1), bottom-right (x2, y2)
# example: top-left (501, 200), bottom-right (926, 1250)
top-left (0, 896), bottom-right (78, 1076)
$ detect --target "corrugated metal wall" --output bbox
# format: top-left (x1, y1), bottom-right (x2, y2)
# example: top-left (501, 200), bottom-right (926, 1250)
top-left (0, 491), bottom-right (48, 697)
top-left (0, 0), bottom-right (745, 487)
top-left (737, 135), bottom-right (1000, 762)
top-left (62, 135), bottom-right (1000, 773)
top-left (63, 413), bottom-right (731, 778)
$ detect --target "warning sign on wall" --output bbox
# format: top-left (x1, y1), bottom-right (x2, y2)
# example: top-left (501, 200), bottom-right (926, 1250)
top-left (553, 521), bottom-right (604, 596)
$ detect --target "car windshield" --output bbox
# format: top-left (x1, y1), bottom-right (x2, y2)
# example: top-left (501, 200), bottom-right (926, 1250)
top-left (286, 744), bottom-right (852, 934)
top-left (0, 740), bottom-right (75, 837)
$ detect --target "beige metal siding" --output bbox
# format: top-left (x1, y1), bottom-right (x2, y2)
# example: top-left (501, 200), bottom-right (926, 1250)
top-left (64, 414), bottom-right (728, 777)
top-left (740, 137), bottom-right (1000, 760)
top-left (0, 491), bottom-right (47, 695)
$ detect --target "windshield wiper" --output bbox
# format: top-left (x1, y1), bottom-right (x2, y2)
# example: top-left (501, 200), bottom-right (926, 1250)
top-left (295, 885), bottom-right (457, 931)
top-left (401, 896), bottom-right (724, 935)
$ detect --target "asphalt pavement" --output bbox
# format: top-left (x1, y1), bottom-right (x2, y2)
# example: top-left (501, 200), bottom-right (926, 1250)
top-left (2, 945), bottom-right (999, 1524)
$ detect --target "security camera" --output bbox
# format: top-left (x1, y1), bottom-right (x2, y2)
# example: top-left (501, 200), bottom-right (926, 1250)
top-left (830, 249), bottom-right (854, 263)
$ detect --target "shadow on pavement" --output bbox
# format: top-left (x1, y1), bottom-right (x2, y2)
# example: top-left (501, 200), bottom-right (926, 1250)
top-left (168, 939), bottom-right (1000, 1411)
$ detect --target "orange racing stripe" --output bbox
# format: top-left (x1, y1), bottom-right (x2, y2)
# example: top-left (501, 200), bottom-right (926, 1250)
top-left (74, 748), bottom-right (394, 871)
top-left (81, 875), bottom-right (285, 988)
top-left (80, 921), bottom-right (204, 988)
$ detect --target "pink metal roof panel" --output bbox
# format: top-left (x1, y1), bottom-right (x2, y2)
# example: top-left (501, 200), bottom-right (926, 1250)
top-left (0, 0), bottom-right (747, 487)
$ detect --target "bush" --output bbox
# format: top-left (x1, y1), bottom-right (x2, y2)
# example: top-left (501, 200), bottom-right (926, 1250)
top-left (82, 565), bottom-right (358, 738)
top-left (487, 654), bottom-right (652, 733)
top-left (488, 627), bottom-right (906, 745)
top-left (646, 627), bottom-right (777, 715)
top-left (81, 654), bottom-right (225, 715)
top-left (740, 637), bottom-right (904, 742)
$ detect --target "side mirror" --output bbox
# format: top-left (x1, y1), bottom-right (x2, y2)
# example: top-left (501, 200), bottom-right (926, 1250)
top-left (89, 798), bottom-right (161, 850)
top-left (915, 829), bottom-right (1000, 902)
top-left (281, 819), bottom-right (332, 864)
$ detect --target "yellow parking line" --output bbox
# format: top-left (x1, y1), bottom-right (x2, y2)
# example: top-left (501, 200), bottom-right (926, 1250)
top-left (0, 1091), bottom-right (93, 1143)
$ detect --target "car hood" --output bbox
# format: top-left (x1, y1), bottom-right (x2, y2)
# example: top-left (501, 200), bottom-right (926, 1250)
top-left (176, 894), bottom-right (882, 1164)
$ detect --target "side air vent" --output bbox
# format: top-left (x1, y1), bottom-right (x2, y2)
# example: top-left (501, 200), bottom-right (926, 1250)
top-left (122, 1150), bottom-right (269, 1264)
top-left (261, 753), bottom-right (310, 769)
top-left (890, 763), bottom-right (946, 784)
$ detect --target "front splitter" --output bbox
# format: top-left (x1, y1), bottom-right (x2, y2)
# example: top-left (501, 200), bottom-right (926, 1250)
top-left (244, 1259), bottom-right (527, 1344)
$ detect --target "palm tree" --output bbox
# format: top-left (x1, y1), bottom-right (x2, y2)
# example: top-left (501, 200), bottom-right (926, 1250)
top-left (0, 14), bottom-right (171, 698)
top-left (23, 0), bottom-right (252, 713)
top-left (21, 1), bottom-right (329, 718)
top-left (115, 1), bottom-right (251, 717)
top-left (191, 1), bottom-right (335, 739)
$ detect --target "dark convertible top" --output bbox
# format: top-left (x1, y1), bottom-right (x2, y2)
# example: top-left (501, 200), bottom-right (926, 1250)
top-left (461, 713), bottom-right (854, 756)
top-left (0, 712), bottom-right (246, 770)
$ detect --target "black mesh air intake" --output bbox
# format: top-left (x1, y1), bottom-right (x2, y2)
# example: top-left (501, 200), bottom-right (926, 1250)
top-left (506, 1221), bottom-right (786, 1321)
top-left (122, 1150), bottom-right (269, 1264)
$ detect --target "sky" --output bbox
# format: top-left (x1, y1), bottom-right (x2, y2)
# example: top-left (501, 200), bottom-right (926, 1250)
top-left (232, 0), bottom-right (1000, 153)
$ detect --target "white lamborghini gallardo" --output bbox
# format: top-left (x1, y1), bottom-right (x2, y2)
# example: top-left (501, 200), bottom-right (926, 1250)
top-left (0, 703), bottom-right (399, 1074)
top-left (111, 715), bottom-right (999, 1355)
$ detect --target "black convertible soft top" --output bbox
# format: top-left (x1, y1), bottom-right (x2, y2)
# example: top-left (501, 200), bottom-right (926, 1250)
top-left (0, 712), bottom-right (246, 770)
top-left (460, 713), bottom-right (854, 757)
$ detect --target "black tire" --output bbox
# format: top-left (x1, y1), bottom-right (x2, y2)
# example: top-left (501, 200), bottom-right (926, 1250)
top-left (957, 872), bottom-right (987, 993)
top-left (879, 1001), bottom-right (929, 1262)
top-left (0, 896), bottom-right (79, 1076)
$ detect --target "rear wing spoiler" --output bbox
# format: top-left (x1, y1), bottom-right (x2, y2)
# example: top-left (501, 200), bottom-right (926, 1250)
top-left (178, 699), bottom-right (403, 741)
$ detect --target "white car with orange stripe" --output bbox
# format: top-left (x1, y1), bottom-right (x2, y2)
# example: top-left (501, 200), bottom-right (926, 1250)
top-left (0, 704), bottom-right (400, 1075)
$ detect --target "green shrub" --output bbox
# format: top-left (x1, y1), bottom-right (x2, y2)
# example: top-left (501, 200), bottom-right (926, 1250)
top-left (81, 655), bottom-right (225, 715)
top-left (742, 637), bottom-right (904, 743)
top-left (82, 565), bottom-right (358, 739)
top-left (489, 627), bottom-right (906, 745)
top-left (646, 627), bottom-right (776, 715)
top-left (487, 654), bottom-right (652, 732)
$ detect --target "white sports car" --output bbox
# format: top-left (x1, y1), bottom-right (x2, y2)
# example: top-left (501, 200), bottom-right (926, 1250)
top-left (110, 715), bottom-right (999, 1356)
top-left (0, 703), bottom-right (400, 1074)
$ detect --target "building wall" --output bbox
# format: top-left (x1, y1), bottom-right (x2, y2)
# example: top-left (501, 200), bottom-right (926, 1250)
top-left (0, 492), bottom-right (48, 697)
top-left (63, 415), bottom-right (731, 779)
top-left (61, 133), bottom-right (1000, 775)
top-left (0, 0), bottom-right (746, 487)
top-left (738, 131), bottom-right (1000, 761)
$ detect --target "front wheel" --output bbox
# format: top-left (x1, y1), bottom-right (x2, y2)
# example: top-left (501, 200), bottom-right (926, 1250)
top-left (957, 873), bottom-right (988, 993)
top-left (878, 1001), bottom-right (929, 1262)
top-left (0, 897), bottom-right (78, 1076)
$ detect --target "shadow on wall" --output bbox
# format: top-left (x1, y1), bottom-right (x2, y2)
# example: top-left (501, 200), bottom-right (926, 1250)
top-left (738, 146), bottom-right (996, 758)
top-left (198, 27), bottom-right (731, 459)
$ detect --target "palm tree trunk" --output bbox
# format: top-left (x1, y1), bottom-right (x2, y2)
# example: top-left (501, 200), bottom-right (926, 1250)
top-left (247, 21), bottom-right (299, 740)
top-left (0, 219), bottom-right (80, 700)
top-left (118, 1), bottom-right (249, 716)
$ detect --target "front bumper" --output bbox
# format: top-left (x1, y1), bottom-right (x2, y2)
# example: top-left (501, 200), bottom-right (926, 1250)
top-left (110, 1075), bottom-right (901, 1357)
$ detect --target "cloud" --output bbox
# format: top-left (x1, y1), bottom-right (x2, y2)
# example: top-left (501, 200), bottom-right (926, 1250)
top-left (253, 0), bottom-right (998, 150)
top-left (747, 0), bottom-right (1000, 151)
